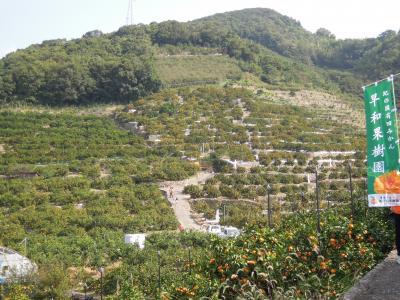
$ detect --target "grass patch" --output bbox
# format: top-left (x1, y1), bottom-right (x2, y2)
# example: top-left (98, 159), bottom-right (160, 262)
top-left (155, 55), bottom-right (242, 87)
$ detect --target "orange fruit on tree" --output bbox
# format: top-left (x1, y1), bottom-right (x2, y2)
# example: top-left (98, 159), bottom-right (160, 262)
top-left (319, 262), bottom-right (327, 269)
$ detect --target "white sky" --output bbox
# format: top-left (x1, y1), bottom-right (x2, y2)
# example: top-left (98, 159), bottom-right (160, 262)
top-left (1, 0), bottom-right (399, 58)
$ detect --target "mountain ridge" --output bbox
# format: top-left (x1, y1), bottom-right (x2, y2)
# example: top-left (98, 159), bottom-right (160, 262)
top-left (0, 7), bottom-right (398, 106)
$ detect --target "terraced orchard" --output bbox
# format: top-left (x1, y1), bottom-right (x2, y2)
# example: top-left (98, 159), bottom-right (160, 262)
top-left (0, 111), bottom-right (196, 266)
top-left (1, 86), bottom-right (386, 300)
top-left (116, 86), bottom-right (367, 228)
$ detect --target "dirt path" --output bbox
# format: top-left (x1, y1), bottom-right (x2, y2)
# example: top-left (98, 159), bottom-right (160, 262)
top-left (342, 250), bottom-right (400, 300)
top-left (159, 171), bottom-right (214, 231)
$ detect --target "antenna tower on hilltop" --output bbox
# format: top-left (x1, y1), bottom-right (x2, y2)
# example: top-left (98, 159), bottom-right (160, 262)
top-left (126, 0), bottom-right (136, 26)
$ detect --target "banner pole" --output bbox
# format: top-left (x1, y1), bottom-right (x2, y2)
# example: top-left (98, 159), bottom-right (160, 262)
top-left (390, 75), bottom-right (400, 160)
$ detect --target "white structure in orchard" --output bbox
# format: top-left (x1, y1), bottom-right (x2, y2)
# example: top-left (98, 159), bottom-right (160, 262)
top-left (124, 234), bottom-right (146, 250)
top-left (0, 247), bottom-right (36, 283)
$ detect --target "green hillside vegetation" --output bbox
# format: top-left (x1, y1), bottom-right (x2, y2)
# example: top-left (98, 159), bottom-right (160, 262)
top-left (196, 8), bottom-right (400, 79)
top-left (0, 27), bottom-right (161, 105)
top-left (194, 8), bottom-right (317, 64)
top-left (0, 111), bottom-right (203, 267)
top-left (2, 8), bottom-right (400, 105)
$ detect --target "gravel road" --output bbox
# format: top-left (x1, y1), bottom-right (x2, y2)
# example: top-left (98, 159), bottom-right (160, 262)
top-left (159, 171), bottom-right (214, 231)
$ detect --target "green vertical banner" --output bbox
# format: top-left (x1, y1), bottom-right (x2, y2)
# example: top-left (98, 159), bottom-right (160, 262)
top-left (364, 77), bottom-right (400, 207)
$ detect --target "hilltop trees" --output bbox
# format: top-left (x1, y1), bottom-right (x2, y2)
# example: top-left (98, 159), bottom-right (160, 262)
top-left (2, 7), bottom-right (400, 105)
top-left (0, 33), bottom-right (161, 105)
top-left (0, 73), bottom-right (15, 103)
top-left (39, 62), bottom-right (95, 105)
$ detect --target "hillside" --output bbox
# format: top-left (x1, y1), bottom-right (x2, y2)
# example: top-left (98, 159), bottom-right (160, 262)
top-left (194, 8), bottom-right (316, 64)
top-left (0, 85), bottom-right (393, 298)
top-left (196, 8), bottom-right (400, 79)
top-left (0, 7), bottom-right (397, 299)
top-left (2, 8), bottom-right (400, 105)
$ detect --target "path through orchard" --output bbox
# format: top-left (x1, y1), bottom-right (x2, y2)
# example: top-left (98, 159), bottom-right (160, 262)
top-left (159, 171), bottom-right (214, 231)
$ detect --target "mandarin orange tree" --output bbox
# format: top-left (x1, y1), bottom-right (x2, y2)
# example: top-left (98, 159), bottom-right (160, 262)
top-left (206, 202), bottom-right (392, 299)
top-left (97, 201), bottom-right (393, 299)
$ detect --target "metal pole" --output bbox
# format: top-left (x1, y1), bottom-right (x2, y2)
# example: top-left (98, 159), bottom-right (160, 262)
top-left (99, 267), bottom-right (104, 300)
top-left (315, 168), bottom-right (321, 234)
top-left (267, 185), bottom-right (272, 228)
top-left (24, 238), bottom-right (27, 257)
top-left (364, 178), bottom-right (368, 218)
top-left (188, 247), bottom-right (192, 275)
top-left (391, 75), bottom-right (400, 150)
top-left (157, 250), bottom-right (161, 298)
top-left (301, 192), bottom-right (305, 213)
top-left (363, 178), bottom-right (367, 202)
top-left (348, 163), bottom-right (354, 219)
top-left (292, 196), bottom-right (295, 214)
